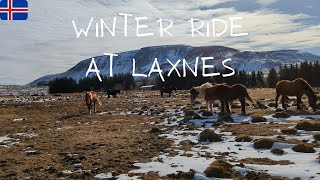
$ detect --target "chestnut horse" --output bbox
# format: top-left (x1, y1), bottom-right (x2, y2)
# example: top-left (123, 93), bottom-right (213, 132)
top-left (205, 84), bottom-right (255, 114)
top-left (85, 91), bottom-right (102, 114)
top-left (275, 78), bottom-right (317, 111)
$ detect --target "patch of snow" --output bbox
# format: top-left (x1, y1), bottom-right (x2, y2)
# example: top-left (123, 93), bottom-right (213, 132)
top-left (94, 172), bottom-right (113, 179)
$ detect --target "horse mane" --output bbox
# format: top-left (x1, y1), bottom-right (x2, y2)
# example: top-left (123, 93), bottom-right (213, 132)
top-left (198, 82), bottom-right (213, 97)
top-left (294, 78), bottom-right (314, 95)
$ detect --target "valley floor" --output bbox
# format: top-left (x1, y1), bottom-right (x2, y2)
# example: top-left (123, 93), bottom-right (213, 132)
top-left (0, 88), bottom-right (320, 179)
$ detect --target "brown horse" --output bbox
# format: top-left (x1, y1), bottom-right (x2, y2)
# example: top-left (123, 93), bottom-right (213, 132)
top-left (205, 84), bottom-right (255, 114)
top-left (85, 91), bottom-right (102, 114)
top-left (275, 78), bottom-right (317, 111)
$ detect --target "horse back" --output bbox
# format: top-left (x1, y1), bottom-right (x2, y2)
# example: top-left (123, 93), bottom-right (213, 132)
top-left (276, 80), bottom-right (300, 95)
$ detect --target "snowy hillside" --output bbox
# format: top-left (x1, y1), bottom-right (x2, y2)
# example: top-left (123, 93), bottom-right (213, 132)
top-left (28, 45), bottom-right (320, 85)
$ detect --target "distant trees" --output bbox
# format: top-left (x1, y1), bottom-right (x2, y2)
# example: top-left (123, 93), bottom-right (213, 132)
top-left (278, 61), bottom-right (320, 86)
top-left (48, 61), bottom-right (320, 93)
top-left (266, 68), bottom-right (279, 88)
top-left (154, 68), bottom-right (266, 89)
top-left (48, 73), bottom-right (135, 93)
top-left (155, 61), bottom-right (320, 89)
top-left (49, 77), bottom-right (77, 93)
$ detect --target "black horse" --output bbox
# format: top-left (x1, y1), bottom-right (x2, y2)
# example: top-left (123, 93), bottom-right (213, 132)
top-left (107, 89), bottom-right (120, 98)
top-left (160, 86), bottom-right (177, 97)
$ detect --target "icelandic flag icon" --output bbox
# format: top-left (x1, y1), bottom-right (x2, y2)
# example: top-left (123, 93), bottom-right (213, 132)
top-left (0, 0), bottom-right (28, 20)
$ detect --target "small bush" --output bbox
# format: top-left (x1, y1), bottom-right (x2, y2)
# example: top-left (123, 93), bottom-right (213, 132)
top-left (149, 127), bottom-right (162, 134)
top-left (204, 159), bottom-right (234, 178)
top-left (253, 138), bottom-right (275, 149)
top-left (273, 112), bottom-right (290, 118)
top-left (313, 134), bottom-right (320, 141)
top-left (251, 116), bottom-right (267, 123)
top-left (292, 143), bottom-right (315, 153)
top-left (184, 109), bottom-right (195, 117)
top-left (295, 121), bottom-right (320, 131)
top-left (218, 114), bottom-right (233, 122)
top-left (281, 128), bottom-right (298, 135)
top-left (235, 135), bottom-right (252, 142)
top-left (271, 148), bottom-right (284, 155)
top-left (199, 129), bottom-right (222, 142)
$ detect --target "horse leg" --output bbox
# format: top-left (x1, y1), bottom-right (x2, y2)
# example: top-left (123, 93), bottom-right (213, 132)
top-left (160, 91), bottom-right (163, 97)
top-left (240, 98), bottom-right (246, 115)
top-left (93, 102), bottom-right (96, 113)
top-left (225, 101), bottom-right (231, 113)
top-left (275, 93), bottom-right (280, 109)
top-left (296, 95), bottom-right (302, 110)
top-left (281, 94), bottom-right (287, 110)
top-left (220, 100), bottom-right (225, 113)
top-left (169, 92), bottom-right (171, 98)
top-left (87, 103), bottom-right (91, 114)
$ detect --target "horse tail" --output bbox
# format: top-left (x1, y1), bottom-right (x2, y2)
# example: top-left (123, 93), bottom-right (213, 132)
top-left (96, 96), bottom-right (102, 106)
top-left (245, 94), bottom-right (255, 104)
top-left (243, 87), bottom-right (255, 104)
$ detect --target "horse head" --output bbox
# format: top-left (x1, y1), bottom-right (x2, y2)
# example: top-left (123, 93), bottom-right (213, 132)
top-left (308, 93), bottom-right (317, 112)
top-left (190, 87), bottom-right (199, 104)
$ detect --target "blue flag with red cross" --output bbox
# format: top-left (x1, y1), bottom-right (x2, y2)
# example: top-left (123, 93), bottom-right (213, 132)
top-left (0, 0), bottom-right (28, 20)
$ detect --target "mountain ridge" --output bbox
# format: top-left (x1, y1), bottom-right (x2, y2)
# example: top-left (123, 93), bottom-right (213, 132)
top-left (28, 45), bottom-right (320, 85)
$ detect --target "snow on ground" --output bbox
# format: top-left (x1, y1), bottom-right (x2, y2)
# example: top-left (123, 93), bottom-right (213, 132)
top-left (0, 96), bottom-right (72, 103)
top-left (127, 111), bottom-right (320, 179)
top-left (0, 135), bottom-right (12, 144)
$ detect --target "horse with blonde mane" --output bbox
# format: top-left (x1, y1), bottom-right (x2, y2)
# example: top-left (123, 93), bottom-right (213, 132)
top-left (275, 78), bottom-right (317, 111)
top-left (85, 91), bottom-right (102, 114)
top-left (190, 82), bottom-right (214, 111)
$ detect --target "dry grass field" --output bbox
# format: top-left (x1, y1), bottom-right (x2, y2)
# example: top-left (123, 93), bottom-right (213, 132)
top-left (0, 87), bottom-right (320, 179)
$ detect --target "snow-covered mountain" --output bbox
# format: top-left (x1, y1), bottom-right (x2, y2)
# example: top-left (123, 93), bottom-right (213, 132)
top-left (28, 45), bottom-right (320, 85)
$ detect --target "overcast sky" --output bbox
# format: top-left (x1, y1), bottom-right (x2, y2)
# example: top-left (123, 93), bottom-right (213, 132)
top-left (1, 0), bottom-right (319, 85)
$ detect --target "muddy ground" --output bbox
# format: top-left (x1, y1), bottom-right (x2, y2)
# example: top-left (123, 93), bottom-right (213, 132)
top-left (0, 88), bottom-right (320, 179)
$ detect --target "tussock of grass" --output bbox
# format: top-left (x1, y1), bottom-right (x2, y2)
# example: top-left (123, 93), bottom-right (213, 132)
top-left (218, 114), bottom-right (233, 122)
top-left (204, 159), bottom-right (234, 178)
top-left (295, 121), bottom-right (320, 131)
top-left (271, 147), bottom-right (284, 155)
top-left (273, 111), bottom-right (291, 118)
top-left (235, 134), bottom-right (252, 142)
top-left (292, 143), bottom-right (315, 153)
top-left (240, 157), bottom-right (292, 165)
top-left (281, 128), bottom-right (298, 135)
top-left (199, 129), bottom-right (222, 142)
top-left (253, 138), bottom-right (276, 149)
top-left (313, 134), bottom-right (320, 141)
top-left (251, 115), bottom-right (267, 123)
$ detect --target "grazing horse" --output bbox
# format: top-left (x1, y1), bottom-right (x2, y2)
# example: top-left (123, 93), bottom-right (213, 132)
top-left (160, 86), bottom-right (177, 97)
top-left (85, 91), bottom-right (102, 114)
top-left (190, 82), bottom-right (214, 111)
top-left (275, 78), bottom-right (317, 111)
top-left (107, 89), bottom-right (120, 98)
top-left (205, 84), bottom-right (255, 114)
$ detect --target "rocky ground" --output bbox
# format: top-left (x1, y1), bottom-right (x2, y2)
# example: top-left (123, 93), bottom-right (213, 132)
top-left (0, 87), bottom-right (320, 179)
